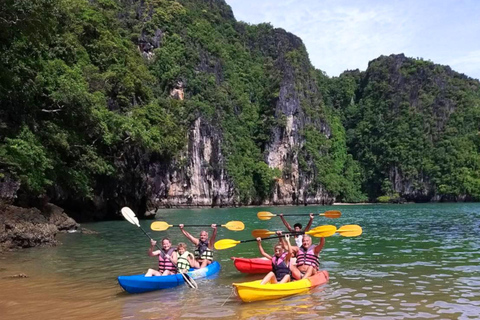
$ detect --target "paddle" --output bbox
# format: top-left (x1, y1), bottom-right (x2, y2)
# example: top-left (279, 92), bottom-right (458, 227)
top-left (251, 225), bottom-right (333, 238)
top-left (120, 207), bottom-right (198, 289)
top-left (252, 224), bottom-right (362, 238)
top-left (337, 224), bottom-right (363, 237)
top-left (150, 220), bottom-right (245, 232)
top-left (214, 225), bottom-right (338, 250)
top-left (257, 210), bottom-right (341, 220)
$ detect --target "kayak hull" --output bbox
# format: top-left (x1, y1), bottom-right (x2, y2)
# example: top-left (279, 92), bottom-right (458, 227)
top-left (233, 270), bottom-right (329, 302)
top-left (232, 257), bottom-right (272, 274)
top-left (118, 261), bottom-right (221, 294)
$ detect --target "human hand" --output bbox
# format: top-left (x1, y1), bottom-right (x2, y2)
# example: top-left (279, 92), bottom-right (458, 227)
top-left (276, 230), bottom-right (283, 236)
top-left (309, 213), bottom-right (314, 219)
top-left (256, 237), bottom-right (261, 242)
top-left (179, 224), bottom-right (184, 229)
top-left (150, 239), bottom-right (156, 246)
top-left (211, 224), bottom-right (217, 229)
top-left (279, 213), bottom-right (283, 217)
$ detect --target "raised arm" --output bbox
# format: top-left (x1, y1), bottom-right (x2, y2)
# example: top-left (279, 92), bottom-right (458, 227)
top-left (179, 224), bottom-right (199, 245)
top-left (208, 224), bottom-right (218, 249)
top-left (256, 237), bottom-right (272, 260)
top-left (279, 214), bottom-right (294, 232)
top-left (276, 230), bottom-right (288, 249)
top-left (304, 213), bottom-right (314, 232)
top-left (284, 234), bottom-right (293, 263)
top-left (314, 237), bottom-right (325, 255)
top-left (148, 239), bottom-right (161, 256)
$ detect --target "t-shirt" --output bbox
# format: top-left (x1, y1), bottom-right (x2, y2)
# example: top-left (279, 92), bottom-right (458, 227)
top-left (294, 234), bottom-right (303, 247)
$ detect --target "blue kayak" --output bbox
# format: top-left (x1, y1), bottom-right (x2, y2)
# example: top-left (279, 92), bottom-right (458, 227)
top-left (117, 261), bottom-right (221, 293)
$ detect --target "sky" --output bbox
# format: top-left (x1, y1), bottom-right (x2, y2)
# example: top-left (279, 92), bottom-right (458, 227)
top-left (225, 0), bottom-right (480, 80)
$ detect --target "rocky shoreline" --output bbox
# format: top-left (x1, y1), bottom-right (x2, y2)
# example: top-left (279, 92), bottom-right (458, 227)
top-left (0, 203), bottom-right (81, 252)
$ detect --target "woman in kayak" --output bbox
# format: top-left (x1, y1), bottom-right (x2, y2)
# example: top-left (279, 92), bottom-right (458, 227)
top-left (145, 238), bottom-right (178, 277)
top-left (279, 213), bottom-right (315, 247)
top-left (179, 224), bottom-right (217, 269)
top-left (256, 233), bottom-right (293, 284)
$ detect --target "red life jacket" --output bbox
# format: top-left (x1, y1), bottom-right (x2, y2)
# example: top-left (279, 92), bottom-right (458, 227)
top-left (158, 247), bottom-right (177, 273)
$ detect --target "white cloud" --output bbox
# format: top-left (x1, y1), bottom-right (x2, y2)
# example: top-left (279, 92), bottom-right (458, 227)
top-left (226, 0), bottom-right (480, 80)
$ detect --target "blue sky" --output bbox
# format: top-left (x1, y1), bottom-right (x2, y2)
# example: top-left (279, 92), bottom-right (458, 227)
top-left (225, 0), bottom-right (480, 80)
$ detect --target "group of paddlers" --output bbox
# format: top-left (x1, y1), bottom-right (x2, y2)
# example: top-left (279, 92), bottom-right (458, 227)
top-left (145, 224), bottom-right (217, 276)
top-left (256, 213), bottom-right (324, 285)
top-left (146, 214), bottom-right (324, 285)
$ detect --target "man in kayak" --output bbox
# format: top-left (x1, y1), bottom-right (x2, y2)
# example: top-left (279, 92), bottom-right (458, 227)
top-left (279, 213), bottom-right (315, 247)
top-left (179, 224), bottom-right (217, 269)
top-left (256, 232), bottom-right (293, 284)
top-left (290, 234), bottom-right (324, 280)
top-left (145, 237), bottom-right (178, 277)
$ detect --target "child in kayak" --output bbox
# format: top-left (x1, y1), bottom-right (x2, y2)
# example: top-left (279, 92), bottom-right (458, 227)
top-left (174, 242), bottom-right (195, 273)
top-left (256, 233), bottom-right (293, 284)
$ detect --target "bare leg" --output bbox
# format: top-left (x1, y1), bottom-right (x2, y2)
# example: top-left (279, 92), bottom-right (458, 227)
top-left (279, 274), bottom-right (291, 284)
top-left (290, 265), bottom-right (302, 280)
top-left (302, 266), bottom-right (314, 279)
top-left (145, 269), bottom-right (161, 277)
top-left (260, 272), bottom-right (277, 285)
top-left (161, 270), bottom-right (175, 276)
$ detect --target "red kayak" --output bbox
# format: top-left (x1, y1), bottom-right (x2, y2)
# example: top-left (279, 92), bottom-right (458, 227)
top-left (231, 257), bottom-right (272, 273)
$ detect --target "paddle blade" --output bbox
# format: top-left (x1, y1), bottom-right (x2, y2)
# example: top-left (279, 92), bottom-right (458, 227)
top-left (223, 221), bottom-right (245, 231)
top-left (257, 211), bottom-right (276, 220)
top-left (337, 225), bottom-right (362, 237)
top-left (150, 221), bottom-right (173, 231)
top-left (306, 225), bottom-right (337, 237)
top-left (251, 229), bottom-right (275, 238)
top-left (214, 239), bottom-right (241, 250)
top-left (320, 210), bottom-right (342, 218)
top-left (121, 207), bottom-right (140, 227)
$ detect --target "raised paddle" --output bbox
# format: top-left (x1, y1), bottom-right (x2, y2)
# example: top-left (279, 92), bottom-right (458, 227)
top-left (251, 225), bottom-right (334, 238)
top-left (214, 226), bottom-right (338, 250)
top-left (257, 210), bottom-right (341, 220)
top-left (337, 224), bottom-right (363, 237)
top-left (252, 224), bottom-right (362, 238)
top-left (120, 207), bottom-right (198, 289)
top-left (150, 220), bottom-right (245, 232)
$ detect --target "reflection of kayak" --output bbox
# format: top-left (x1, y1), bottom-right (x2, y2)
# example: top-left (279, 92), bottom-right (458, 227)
top-left (231, 257), bottom-right (272, 273)
top-left (118, 261), bottom-right (221, 293)
top-left (233, 270), bottom-right (329, 302)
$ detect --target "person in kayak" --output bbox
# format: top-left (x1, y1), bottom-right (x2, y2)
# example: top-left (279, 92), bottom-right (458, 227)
top-left (179, 224), bottom-right (217, 269)
top-left (290, 234), bottom-right (324, 280)
top-left (174, 242), bottom-right (195, 273)
top-left (256, 232), bottom-right (293, 284)
top-left (145, 238), bottom-right (177, 277)
top-left (279, 213), bottom-right (315, 247)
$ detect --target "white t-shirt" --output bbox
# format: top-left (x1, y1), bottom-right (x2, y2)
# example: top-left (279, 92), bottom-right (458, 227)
top-left (294, 234), bottom-right (303, 247)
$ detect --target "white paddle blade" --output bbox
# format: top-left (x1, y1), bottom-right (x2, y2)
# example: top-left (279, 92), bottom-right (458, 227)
top-left (121, 207), bottom-right (140, 227)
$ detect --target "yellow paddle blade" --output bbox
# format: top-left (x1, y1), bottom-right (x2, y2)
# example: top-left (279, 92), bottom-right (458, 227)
top-left (223, 221), bottom-right (245, 231)
top-left (214, 239), bottom-right (241, 250)
top-left (150, 221), bottom-right (173, 231)
top-left (320, 210), bottom-right (342, 218)
top-left (251, 229), bottom-right (275, 238)
top-left (337, 225), bottom-right (362, 237)
top-left (306, 225), bottom-right (337, 237)
top-left (257, 211), bottom-right (276, 220)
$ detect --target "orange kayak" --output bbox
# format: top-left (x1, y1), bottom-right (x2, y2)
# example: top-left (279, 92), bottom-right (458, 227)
top-left (231, 257), bottom-right (272, 274)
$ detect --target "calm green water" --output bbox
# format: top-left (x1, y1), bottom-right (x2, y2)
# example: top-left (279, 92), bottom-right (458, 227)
top-left (1, 203), bottom-right (479, 319)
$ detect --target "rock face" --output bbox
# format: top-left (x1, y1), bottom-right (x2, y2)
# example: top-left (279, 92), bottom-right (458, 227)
top-left (0, 203), bottom-right (79, 251)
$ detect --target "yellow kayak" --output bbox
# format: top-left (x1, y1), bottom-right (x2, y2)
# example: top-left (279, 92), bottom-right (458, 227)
top-left (233, 270), bottom-right (329, 302)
